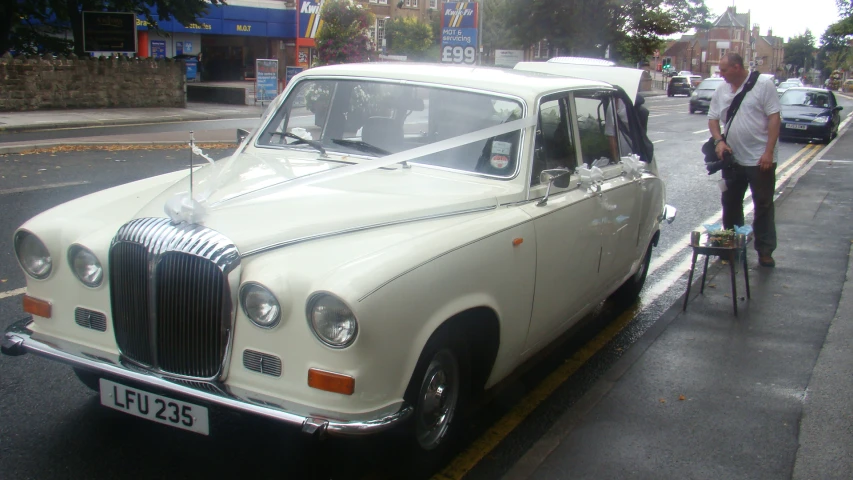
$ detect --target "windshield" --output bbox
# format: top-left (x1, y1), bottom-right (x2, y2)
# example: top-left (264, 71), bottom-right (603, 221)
top-left (258, 79), bottom-right (524, 177)
top-left (697, 79), bottom-right (723, 90)
top-left (780, 90), bottom-right (832, 108)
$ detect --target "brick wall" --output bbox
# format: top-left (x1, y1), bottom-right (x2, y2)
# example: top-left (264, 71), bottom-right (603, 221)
top-left (0, 53), bottom-right (186, 111)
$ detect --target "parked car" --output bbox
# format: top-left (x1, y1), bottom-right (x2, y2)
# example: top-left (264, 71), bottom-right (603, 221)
top-left (667, 76), bottom-right (693, 96)
top-left (677, 70), bottom-right (693, 77)
top-left (2, 63), bottom-right (674, 458)
top-left (777, 80), bottom-right (802, 96)
top-left (779, 87), bottom-right (843, 143)
top-left (689, 77), bottom-right (725, 114)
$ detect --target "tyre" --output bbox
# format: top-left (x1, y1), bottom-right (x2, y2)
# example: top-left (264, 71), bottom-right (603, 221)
top-left (689, 108), bottom-right (695, 114)
top-left (401, 326), bottom-right (470, 469)
top-left (73, 367), bottom-right (101, 392)
top-left (610, 241), bottom-right (653, 307)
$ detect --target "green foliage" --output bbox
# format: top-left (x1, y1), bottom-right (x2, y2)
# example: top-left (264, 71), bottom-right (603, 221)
top-left (385, 16), bottom-right (433, 60)
top-left (784, 30), bottom-right (817, 75)
top-left (315, 0), bottom-right (375, 65)
top-left (499, 0), bottom-right (709, 63)
top-left (1, 0), bottom-right (222, 57)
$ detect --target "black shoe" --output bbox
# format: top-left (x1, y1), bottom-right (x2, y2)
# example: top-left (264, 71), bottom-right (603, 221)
top-left (758, 254), bottom-right (775, 267)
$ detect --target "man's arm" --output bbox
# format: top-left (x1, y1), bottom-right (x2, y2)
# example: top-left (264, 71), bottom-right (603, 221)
top-left (760, 112), bottom-right (781, 172)
top-left (708, 118), bottom-right (732, 160)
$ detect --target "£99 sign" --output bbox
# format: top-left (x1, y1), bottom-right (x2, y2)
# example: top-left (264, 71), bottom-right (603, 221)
top-left (441, 2), bottom-right (478, 65)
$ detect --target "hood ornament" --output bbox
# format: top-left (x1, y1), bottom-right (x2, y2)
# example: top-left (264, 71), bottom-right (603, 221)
top-left (165, 131), bottom-right (215, 225)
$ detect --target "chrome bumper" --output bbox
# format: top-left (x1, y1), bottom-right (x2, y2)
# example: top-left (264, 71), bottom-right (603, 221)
top-left (1, 318), bottom-right (412, 438)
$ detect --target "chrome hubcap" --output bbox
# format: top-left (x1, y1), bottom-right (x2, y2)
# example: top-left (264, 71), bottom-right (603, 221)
top-left (415, 349), bottom-right (459, 450)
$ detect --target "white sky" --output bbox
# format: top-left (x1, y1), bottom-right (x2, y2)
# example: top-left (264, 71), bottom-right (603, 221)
top-left (700, 0), bottom-right (842, 42)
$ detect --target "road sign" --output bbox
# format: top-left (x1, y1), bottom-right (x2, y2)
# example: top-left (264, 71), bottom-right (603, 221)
top-left (654, 49), bottom-right (660, 57)
top-left (441, 2), bottom-right (478, 65)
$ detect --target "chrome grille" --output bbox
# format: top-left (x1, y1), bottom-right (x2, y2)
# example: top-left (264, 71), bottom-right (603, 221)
top-left (243, 349), bottom-right (282, 377)
top-left (109, 217), bottom-right (240, 380)
top-left (74, 307), bottom-right (107, 332)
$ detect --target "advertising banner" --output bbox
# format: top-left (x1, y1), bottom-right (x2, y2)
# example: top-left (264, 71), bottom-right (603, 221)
top-left (285, 66), bottom-right (304, 85)
top-left (299, 0), bottom-right (324, 39)
top-left (82, 11), bottom-right (137, 53)
top-left (256, 59), bottom-right (279, 102)
top-left (494, 49), bottom-right (523, 68)
top-left (440, 2), bottom-right (478, 65)
top-left (150, 40), bottom-right (166, 59)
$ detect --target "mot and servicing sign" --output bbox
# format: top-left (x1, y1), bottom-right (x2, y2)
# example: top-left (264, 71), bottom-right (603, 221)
top-left (441, 2), bottom-right (478, 65)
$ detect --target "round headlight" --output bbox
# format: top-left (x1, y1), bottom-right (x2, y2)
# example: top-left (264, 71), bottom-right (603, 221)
top-left (68, 245), bottom-right (103, 287)
top-left (14, 231), bottom-right (52, 280)
top-left (240, 283), bottom-right (281, 329)
top-left (307, 293), bottom-right (358, 348)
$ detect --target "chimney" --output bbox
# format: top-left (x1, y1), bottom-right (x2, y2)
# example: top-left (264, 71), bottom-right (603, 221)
top-left (768, 29), bottom-right (773, 38)
top-left (752, 24), bottom-right (759, 40)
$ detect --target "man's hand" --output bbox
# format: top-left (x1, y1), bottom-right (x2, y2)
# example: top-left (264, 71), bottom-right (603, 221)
top-left (758, 151), bottom-right (774, 172)
top-left (715, 140), bottom-right (732, 160)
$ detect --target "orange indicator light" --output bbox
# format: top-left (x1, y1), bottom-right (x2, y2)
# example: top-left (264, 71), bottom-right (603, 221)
top-left (22, 295), bottom-right (52, 318)
top-left (512, 238), bottom-right (524, 246)
top-left (308, 368), bottom-right (355, 395)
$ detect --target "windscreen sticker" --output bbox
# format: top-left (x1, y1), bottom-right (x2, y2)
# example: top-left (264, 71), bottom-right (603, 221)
top-left (490, 155), bottom-right (510, 169)
top-left (491, 141), bottom-right (512, 156)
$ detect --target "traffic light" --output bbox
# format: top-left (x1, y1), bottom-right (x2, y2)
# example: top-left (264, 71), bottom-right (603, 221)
top-left (663, 57), bottom-right (671, 69)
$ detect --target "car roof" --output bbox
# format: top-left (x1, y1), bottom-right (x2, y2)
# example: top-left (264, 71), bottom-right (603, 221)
top-left (782, 87), bottom-right (833, 93)
top-left (514, 61), bottom-right (643, 102)
top-left (297, 63), bottom-right (610, 106)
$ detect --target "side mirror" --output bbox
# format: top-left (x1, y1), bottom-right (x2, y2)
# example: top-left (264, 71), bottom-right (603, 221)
top-left (536, 168), bottom-right (571, 207)
top-left (237, 128), bottom-right (251, 144)
top-left (834, 106), bottom-right (844, 112)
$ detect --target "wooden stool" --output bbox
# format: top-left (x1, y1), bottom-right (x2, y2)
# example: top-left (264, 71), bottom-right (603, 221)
top-left (682, 237), bottom-right (751, 316)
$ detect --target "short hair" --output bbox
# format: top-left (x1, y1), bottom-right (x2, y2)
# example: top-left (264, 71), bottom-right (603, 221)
top-left (722, 53), bottom-right (745, 68)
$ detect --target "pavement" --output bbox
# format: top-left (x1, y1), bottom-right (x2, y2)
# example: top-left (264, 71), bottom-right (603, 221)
top-left (1, 96), bottom-right (851, 479)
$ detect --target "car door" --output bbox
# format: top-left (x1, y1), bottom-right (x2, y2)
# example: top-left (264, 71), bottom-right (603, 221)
top-left (520, 93), bottom-right (604, 352)
top-left (572, 90), bottom-right (642, 292)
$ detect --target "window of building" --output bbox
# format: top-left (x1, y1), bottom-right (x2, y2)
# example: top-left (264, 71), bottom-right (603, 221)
top-left (405, 0), bottom-right (417, 6)
top-left (429, 0), bottom-right (437, 8)
top-left (377, 18), bottom-right (387, 46)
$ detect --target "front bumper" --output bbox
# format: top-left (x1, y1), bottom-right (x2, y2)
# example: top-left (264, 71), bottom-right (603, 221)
top-left (2, 318), bottom-right (412, 438)
top-left (781, 122), bottom-right (831, 141)
top-left (689, 98), bottom-right (711, 112)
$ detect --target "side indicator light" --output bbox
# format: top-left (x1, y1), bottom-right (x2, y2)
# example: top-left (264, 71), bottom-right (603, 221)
top-left (23, 295), bottom-right (52, 318)
top-left (512, 238), bottom-right (524, 246)
top-left (308, 368), bottom-right (355, 395)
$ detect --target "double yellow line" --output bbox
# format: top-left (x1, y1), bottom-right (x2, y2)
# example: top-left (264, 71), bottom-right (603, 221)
top-left (433, 141), bottom-right (823, 480)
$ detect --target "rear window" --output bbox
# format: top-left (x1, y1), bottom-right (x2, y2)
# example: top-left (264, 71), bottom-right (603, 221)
top-left (672, 78), bottom-right (688, 85)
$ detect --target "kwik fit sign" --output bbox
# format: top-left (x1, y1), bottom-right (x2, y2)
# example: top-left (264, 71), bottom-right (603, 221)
top-left (299, 0), bottom-right (324, 39)
top-left (441, 2), bottom-right (478, 64)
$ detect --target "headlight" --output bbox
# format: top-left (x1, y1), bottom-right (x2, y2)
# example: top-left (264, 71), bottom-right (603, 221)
top-left (812, 116), bottom-right (830, 124)
top-left (68, 245), bottom-right (103, 287)
top-left (240, 283), bottom-right (281, 329)
top-left (14, 231), bottom-right (52, 280)
top-left (307, 293), bottom-right (358, 348)
top-left (691, 91), bottom-right (698, 97)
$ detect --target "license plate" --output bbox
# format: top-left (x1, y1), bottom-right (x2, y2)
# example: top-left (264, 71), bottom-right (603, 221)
top-left (100, 378), bottom-right (210, 435)
top-left (786, 123), bottom-right (807, 130)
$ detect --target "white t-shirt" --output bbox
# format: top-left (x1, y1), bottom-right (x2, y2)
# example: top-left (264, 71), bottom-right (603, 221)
top-left (708, 75), bottom-right (781, 166)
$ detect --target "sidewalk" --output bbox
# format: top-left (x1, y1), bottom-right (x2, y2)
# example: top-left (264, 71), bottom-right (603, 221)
top-left (0, 102), bottom-right (265, 134)
top-left (505, 129), bottom-right (853, 478)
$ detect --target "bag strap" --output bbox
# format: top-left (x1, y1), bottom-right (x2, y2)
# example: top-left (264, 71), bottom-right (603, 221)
top-left (723, 71), bottom-right (761, 132)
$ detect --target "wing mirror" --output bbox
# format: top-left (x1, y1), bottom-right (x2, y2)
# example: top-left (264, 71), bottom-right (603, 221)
top-left (536, 168), bottom-right (571, 207)
top-left (237, 128), bottom-right (251, 143)
top-left (834, 106), bottom-right (844, 112)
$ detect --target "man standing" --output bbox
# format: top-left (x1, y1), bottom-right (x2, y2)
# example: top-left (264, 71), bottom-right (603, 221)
top-left (708, 53), bottom-right (781, 267)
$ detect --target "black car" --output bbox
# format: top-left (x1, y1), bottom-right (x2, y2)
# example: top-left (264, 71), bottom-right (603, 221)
top-left (667, 76), bottom-right (692, 97)
top-left (689, 77), bottom-right (725, 114)
top-left (779, 88), bottom-right (843, 143)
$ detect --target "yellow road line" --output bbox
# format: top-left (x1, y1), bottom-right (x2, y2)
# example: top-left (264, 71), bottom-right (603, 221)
top-left (433, 141), bottom-right (823, 480)
top-left (433, 306), bottom-right (641, 480)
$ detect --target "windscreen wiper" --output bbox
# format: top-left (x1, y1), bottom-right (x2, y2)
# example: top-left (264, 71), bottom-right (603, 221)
top-left (270, 132), bottom-right (326, 155)
top-left (331, 139), bottom-right (390, 156)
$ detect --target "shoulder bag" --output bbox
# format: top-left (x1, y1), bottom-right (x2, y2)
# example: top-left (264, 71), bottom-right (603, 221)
top-left (701, 71), bottom-right (761, 165)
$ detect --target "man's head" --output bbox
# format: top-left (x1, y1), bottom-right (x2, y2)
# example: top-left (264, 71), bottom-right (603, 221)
top-left (719, 53), bottom-right (748, 87)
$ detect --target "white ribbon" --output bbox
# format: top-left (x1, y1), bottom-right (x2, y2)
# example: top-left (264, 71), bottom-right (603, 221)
top-left (620, 154), bottom-right (645, 180)
top-left (190, 144), bottom-right (216, 165)
top-left (165, 116), bottom-right (537, 224)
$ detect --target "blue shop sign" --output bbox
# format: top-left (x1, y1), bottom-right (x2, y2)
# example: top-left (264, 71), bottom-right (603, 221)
top-left (173, 19), bottom-right (222, 34)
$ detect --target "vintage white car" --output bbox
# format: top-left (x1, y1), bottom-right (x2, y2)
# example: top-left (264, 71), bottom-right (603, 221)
top-left (3, 63), bottom-right (673, 454)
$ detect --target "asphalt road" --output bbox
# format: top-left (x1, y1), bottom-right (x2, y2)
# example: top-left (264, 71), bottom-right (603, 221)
top-left (1, 94), bottom-right (850, 479)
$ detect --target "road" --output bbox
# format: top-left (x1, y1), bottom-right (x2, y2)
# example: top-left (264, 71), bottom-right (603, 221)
top-left (0, 94), bottom-right (849, 479)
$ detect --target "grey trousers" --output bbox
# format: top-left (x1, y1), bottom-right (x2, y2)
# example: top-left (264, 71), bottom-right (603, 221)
top-left (721, 163), bottom-right (777, 255)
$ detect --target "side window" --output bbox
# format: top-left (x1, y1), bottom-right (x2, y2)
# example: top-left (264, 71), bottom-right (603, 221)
top-left (531, 96), bottom-right (576, 186)
top-left (575, 92), bottom-right (619, 167)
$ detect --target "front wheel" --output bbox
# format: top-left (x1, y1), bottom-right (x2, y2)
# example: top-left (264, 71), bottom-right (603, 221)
top-left (610, 241), bottom-right (653, 307)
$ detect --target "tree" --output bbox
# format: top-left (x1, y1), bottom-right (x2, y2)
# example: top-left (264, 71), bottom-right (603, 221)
top-left (315, 0), bottom-right (374, 65)
top-left (1, 0), bottom-right (222, 57)
top-left (784, 30), bottom-right (817, 78)
top-left (385, 16), bottom-right (433, 60)
top-left (499, 0), bottom-right (709, 64)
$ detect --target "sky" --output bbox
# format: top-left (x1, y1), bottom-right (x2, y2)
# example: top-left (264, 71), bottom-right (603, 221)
top-left (699, 0), bottom-right (843, 42)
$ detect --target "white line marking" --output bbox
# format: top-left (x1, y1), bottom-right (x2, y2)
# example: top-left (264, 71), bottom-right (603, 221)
top-left (0, 287), bottom-right (26, 299)
top-left (0, 181), bottom-right (90, 195)
top-left (652, 140), bottom-right (665, 144)
top-left (648, 114), bottom-right (669, 118)
top-left (817, 159), bottom-right (853, 164)
top-left (693, 129), bottom-right (708, 134)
